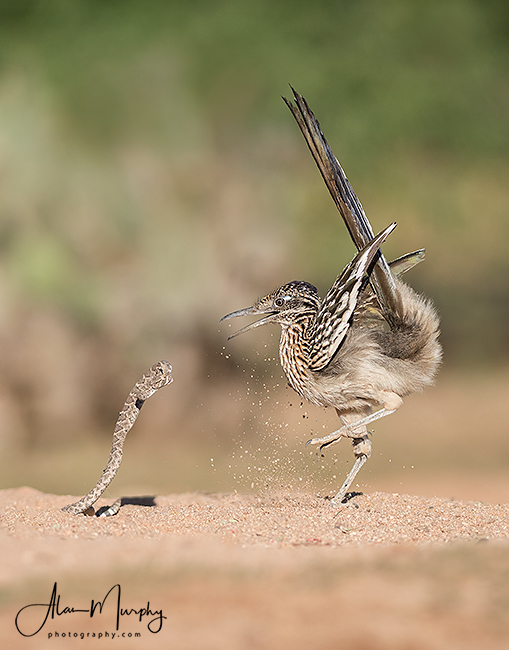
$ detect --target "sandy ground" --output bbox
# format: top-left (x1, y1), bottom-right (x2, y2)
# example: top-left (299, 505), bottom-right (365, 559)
top-left (2, 486), bottom-right (509, 649)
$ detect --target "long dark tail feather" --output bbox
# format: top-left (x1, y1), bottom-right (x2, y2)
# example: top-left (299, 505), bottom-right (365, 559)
top-left (283, 87), bottom-right (403, 319)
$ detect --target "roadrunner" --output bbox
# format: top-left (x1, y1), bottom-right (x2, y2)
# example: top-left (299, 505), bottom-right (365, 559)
top-left (222, 89), bottom-right (442, 505)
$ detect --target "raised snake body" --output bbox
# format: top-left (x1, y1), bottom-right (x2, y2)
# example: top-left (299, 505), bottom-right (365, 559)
top-left (62, 360), bottom-right (173, 516)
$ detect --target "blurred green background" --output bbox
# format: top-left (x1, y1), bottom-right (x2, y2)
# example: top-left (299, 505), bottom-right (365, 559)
top-left (0, 0), bottom-right (508, 501)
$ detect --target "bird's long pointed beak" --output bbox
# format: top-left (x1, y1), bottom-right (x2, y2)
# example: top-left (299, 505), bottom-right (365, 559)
top-left (220, 306), bottom-right (276, 340)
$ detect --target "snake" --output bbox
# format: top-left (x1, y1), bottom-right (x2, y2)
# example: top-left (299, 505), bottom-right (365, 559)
top-left (61, 360), bottom-right (173, 517)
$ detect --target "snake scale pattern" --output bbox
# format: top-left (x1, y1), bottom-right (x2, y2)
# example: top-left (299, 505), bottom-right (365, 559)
top-left (62, 360), bottom-right (173, 516)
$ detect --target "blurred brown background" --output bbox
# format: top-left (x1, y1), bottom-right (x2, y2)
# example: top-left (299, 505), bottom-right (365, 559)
top-left (0, 0), bottom-right (508, 503)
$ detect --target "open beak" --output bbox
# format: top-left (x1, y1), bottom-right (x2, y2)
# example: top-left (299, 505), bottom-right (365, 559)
top-left (220, 306), bottom-right (277, 340)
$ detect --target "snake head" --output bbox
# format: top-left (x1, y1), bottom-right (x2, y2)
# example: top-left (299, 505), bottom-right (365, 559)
top-left (149, 360), bottom-right (173, 388)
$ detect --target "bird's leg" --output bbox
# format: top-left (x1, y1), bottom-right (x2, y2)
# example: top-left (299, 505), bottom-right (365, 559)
top-left (308, 408), bottom-right (398, 506)
top-left (325, 400), bottom-right (401, 505)
top-left (306, 407), bottom-right (396, 450)
top-left (329, 454), bottom-right (368, 506)
top-left (324, 414), bottom-right (373, 506)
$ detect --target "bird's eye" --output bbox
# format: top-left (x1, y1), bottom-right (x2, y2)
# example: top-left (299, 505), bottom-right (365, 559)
top-left (274, 297), bottom-right (286, 308)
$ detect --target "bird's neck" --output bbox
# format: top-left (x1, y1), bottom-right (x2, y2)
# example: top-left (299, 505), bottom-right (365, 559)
top-left (278, 320), bottom-right (314, 399)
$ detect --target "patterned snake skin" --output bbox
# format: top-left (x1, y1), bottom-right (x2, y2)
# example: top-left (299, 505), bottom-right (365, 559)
top-left (62, 360), bottom-right (173, 516)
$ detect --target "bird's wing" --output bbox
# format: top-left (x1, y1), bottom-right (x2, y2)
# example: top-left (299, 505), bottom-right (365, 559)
top-left (283, 88), bottom-right (403, 319)
top-left (308, 224), bottom-right (396, 371)
top-left (389, 249), bottom-right (425, 277)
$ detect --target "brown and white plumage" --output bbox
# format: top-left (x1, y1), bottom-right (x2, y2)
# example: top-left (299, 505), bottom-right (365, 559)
top-left (222, 90), bottom-right (441, 505)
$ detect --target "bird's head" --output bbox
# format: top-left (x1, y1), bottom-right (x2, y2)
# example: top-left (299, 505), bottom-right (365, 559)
top-left (221, 281), bottom-right (320, 339)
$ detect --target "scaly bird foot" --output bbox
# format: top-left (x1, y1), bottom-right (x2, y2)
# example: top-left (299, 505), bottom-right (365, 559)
top-left (329, 455), bottom-right (368, 506)
top-left (306, 419), bottom-right (361, 451)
